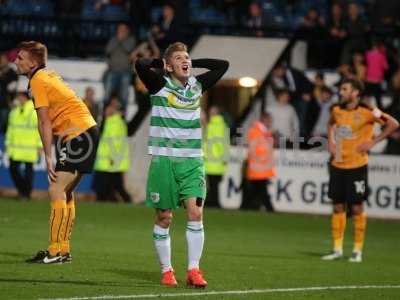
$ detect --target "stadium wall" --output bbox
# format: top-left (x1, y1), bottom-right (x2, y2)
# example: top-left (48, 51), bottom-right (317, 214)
top-left (220, 148), bottom-right (400, 219)
top-left (1, 138), bottom-right (400, 219)
top-left (0, 135), bottom-right (93, 193)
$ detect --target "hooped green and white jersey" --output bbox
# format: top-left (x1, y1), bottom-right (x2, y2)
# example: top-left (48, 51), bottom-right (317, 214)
top-left (149, 76), bottom-right (203, 157)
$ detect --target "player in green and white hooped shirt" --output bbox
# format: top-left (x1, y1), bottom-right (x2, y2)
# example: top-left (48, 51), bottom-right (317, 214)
top-left (135, 42), bottom-right (228, 287)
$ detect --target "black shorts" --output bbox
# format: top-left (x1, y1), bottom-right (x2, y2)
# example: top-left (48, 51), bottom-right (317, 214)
top-left (55, 126), bottom-right (99, 174)
top-left (328, 164), bottom-right (368, 204)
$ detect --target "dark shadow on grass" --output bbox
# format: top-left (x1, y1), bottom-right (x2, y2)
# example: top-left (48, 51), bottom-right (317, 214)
top-left (209, 251), bottom-right (300, 260)
top-left (104, 268), bottom-right (159, 285)
top-left (298, 251), bottom-right (325, 257)
top-left (0, 252), bottom-right (29, 258)
top-left (0, 252), bottom-right (31, 265)
top-left (208, 251), bottom-right (271, 259)
top-left (0, 260), bottom-right (23, 265)
top-left (0, 278), bottom-right (151, 287)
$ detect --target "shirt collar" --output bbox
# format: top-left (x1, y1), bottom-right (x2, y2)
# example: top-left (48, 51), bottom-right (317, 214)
top-left (27, 65), bottom-right (45, 90)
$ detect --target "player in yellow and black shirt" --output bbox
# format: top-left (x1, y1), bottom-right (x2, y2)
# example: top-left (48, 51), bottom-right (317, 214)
top-left (14, 41), bottom-right (98, 264)
top-left (322, 78), bottom-right (399, 263)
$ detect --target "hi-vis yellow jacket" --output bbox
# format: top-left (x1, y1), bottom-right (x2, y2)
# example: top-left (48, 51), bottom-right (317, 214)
top-left (5, 101), bottom-right (42, 162)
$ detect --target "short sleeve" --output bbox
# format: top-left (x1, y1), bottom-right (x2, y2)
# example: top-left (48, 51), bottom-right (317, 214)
top-left (368, 108), bottom-right (388, 125)
top-left (30, 77), bottom-right (49, 109)
top-left (327, 105), bottom-right (337, 125)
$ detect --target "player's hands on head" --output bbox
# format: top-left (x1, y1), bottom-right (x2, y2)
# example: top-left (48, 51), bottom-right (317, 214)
top-left (162, 58), bottom-right (167, 73)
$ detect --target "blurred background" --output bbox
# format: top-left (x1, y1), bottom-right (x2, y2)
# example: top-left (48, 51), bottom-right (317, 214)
top-left (0, 0), bottom-right (399, 219)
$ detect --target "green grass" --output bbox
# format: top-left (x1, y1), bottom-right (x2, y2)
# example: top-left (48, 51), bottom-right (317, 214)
top-left (0, 198), bottom-right (399, 300)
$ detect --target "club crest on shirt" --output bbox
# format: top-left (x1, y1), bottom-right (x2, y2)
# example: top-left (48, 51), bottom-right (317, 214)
top-left (151, 192), bottom-right (160, 203)
top-left (336, 125), bottom-right (353, 139)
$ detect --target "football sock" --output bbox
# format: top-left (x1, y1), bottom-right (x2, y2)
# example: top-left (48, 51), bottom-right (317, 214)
top-left (186, 221), bottom-right (204, 270)
top-left (332, 212), bottom-right (346, 252)
top-left (60, 195), bottom-right (76, 254)
top-left (48, 200), bottom-right (67, 256)
top-left (353, 212), bottom-right (367, 253)
top-left (153, 225), bottom-right (172, 273)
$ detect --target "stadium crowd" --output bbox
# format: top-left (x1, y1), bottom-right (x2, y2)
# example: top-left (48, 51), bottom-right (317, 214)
top-left (0, 0), bottom-right (400, 204)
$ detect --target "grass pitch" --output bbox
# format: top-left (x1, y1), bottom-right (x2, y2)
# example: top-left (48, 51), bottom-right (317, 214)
top-left (0, 198), bottom-right (399, 300)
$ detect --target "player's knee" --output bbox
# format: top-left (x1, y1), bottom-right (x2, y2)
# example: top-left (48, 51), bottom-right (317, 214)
top-left (187, 208), bottom-right (203, 221)
top-left (333, 204), bottom-right (345, 214)
top-left (48, 182), bottom-right (64, 199)
top-left (66, 190), bottom-right (74, 201)
top-left (351, 204), bottom-right (363, 215)
top-left (156, 211), bottom-right (173, 227)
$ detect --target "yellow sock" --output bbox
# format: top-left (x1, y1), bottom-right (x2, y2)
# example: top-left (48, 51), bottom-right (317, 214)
top-left (353, 212), bottom-right (367, 253)
top-left (48, 200), bottom-right (67, 256)
top-left (60, 194), bottom-right (76, 254)
top-left (332, 212), bottom-right (346, 252)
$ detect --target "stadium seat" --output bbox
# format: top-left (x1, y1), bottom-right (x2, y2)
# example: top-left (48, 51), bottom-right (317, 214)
top-left (102, 4), bottom-right (129, 21)
top-left (81, 0), bottom-right (102, 20)
top-left (150, 6), bottom-right (162, 23)
top-left (2, 0), bottom-right (32, 16)
top-left (31, 0), bottom-right (54, 17)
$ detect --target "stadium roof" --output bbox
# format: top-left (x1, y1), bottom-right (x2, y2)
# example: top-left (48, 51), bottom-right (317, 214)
top-left (190, 35), bottom-right (288, 82)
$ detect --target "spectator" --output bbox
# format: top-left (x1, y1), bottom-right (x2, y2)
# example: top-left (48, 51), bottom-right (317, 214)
top-left (204, 106), bottom-right (229, 208)
top-left (127, 35), bottom-right (160, 136)
top-left (215, 0), bottom-right (250, 25)
top-left (352, 52), bottom-right (367, 83)
top-left (365, 41), bottom-right (388, 110)
top-left (313, 72), bottom-right (326, 101)
top-left (266, 89), bottom-right (299, 148)
top-left (130, 35), bottom-right (160, 73)
top-left (104, 22), bottom-right (136, 111)
top-left (244, 1), bottom-right (265, 37)
top-left (0, 52), bottom-right (18, 133)
top-left (93, 96), bottom-right (132, 203)
top-left (269, 63), bottom-right (314, 107)
top-left (341, 2), bottom-right (369, 65)
top-left (325, 2), bottom-right (346, 68)
top-left (294, 90), bottom-right (314, 141)
top-left (299, 7), bottom-right (325, 68)
top-left (310, 86), bottom-right (335, 138)
top-left (242, 112), bottom-right (275, 211)
top-left (150, 3), bottom-right (182, 51)
top-left (300, 7), bottom-right (324, 28)
top-left (334, 63), bottom-right (356, 88)
top-left (95, 0), bottom-right (126, 11)
top-left (82, 86), bottom-right (101, 123)
top-left (128, 1), bottom-right (152, 29)
top-left (5, 92), bottom-right (42, 199)
top-left (389, 68), bottom-right (400, 112)
top-left (384, 103), bottom-right (400, 155)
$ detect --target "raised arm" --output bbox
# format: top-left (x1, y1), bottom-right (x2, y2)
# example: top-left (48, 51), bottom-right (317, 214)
top-left (135, 58), bottom-right (166, 94)
top-left (193, 59), bottom-right (229, 92)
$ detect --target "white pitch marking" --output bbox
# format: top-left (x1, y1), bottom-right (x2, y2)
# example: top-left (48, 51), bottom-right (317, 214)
top-left (39, 284), bottom-right (400, 300)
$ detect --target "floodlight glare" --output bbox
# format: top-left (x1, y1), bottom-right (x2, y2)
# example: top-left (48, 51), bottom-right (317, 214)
top-left (238, 77), bottom-right (258, 88)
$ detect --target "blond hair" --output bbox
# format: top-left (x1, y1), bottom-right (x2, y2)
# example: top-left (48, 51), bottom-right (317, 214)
top-left (18, 41), bottom-right (47, 67)
top-left (163, 42), bottom-right (188, 61)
